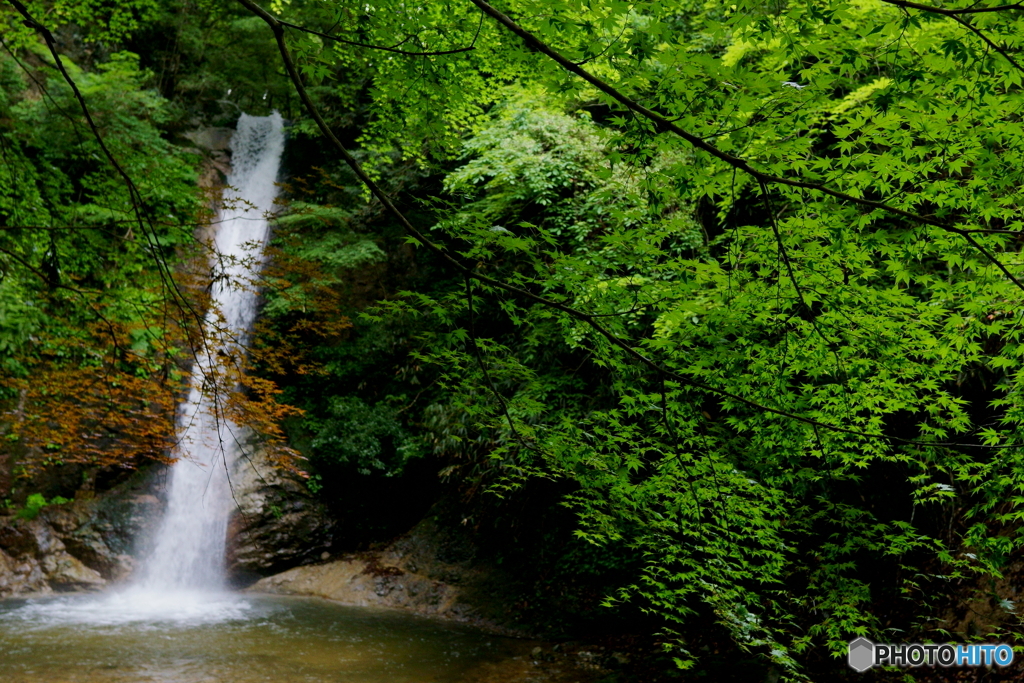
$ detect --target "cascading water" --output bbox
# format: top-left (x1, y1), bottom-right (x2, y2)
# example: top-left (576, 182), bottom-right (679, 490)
top-left (143, 112), bottom-right (285, 592)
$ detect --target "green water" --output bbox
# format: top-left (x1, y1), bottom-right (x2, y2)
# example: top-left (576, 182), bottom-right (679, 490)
top-left (0, 594), bottom-right (518, 682)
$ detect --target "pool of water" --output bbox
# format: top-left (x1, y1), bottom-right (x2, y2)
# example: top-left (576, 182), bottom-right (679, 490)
top-left (0, 592), bottom-right (520, 683)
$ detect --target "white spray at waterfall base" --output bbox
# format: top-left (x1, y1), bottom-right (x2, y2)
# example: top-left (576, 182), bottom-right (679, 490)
top-left (7, 113), bottom-right (286, 628)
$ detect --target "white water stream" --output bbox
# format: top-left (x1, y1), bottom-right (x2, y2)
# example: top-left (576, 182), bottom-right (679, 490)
top-left (142, 112), bottom-right (285, 593)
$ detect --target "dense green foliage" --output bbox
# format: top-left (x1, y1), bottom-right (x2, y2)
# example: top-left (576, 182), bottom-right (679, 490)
top-left (0, 46), bottom-right (198, 365)
top-left (0, 14), bottom-right (207, 471)
top-left (5, 0), bottom-right (1024, 678)
top-left (259, 0), bottom-right (1024, 673)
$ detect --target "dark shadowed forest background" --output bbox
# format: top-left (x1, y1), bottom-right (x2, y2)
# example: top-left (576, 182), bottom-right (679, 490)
top-left (3, 0), bottom-right (1024, 680)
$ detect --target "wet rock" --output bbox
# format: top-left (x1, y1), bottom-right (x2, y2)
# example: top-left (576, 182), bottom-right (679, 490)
top-left (245, 512), bottom-right (526, 637)
top-left (576, 651), bottom-right (606, 672)
top-left (0, 523), bottom-right (40, 556)
top-left (42, 551), bottom-right (105, 590)
top-left (530, 645), bottom-right (556, 662)
top-left (225, 449), bottom-right (335, 582)
top-left (0, 466), bottom-right (163, 597)
top-left (0, 519), bottom-right (91, 596)
top-left (0, 519), bottom-right (65, 560)
top-left (61, 529), bottom-right (122, 580)
top-left (373, 576), bottom-right (393, 597)
top-left (27, 520), bottom-right (66, 557)
top-left (183, 127), bottom-right (234, 152)
top-left (250, 515), bottom-right (536, 638)
top-left (603, 651), bottom-right (629, 669)
top-left (0, 546), bottom-right (48, 595)
top-left (248, 557), bottom-right (464, 620)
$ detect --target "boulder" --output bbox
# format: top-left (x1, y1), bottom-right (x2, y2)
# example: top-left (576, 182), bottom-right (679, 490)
top-left (183, 127), bottom-right (234, 152)
top-left (250, 557), bottom-right (462, 617)
top-left (0, 546), bottom-right (47, 596)
top-left (249, 514), bottom-right (533, 637)
top-left (41, 551), bottom-right (105, 590)
top-left (225, 450), bottom-right (335, 582)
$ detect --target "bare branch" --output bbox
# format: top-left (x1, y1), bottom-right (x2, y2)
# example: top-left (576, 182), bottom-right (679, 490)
top-left (881, 0), bottom-right (1024, 16)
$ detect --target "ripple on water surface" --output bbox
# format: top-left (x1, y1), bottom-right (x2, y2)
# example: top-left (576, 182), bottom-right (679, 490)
top-left (0, 593), bottom-right (513, 683)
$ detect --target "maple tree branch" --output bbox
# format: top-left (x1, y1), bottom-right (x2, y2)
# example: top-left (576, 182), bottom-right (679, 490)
top-left (278, 19), bottom-right (478, 56)
top-left (237, 0), bottom-right (1017, 450)
top-left (880, 0), bottom-right (1024, 74)
top-left (464, 274), bottom-right (538, 455)
top-left (466, 0), bottom-right (1024, 296)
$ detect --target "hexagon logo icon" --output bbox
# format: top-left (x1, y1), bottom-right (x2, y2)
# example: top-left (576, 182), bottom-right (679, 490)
top-left (848, 638), bottom-right (875, 672)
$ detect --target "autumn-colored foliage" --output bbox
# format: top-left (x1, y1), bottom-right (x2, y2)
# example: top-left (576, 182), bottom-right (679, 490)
top-left (0, 263), bottom-right (314, 481)
top-left (2, 325), bottom-right (180, 475)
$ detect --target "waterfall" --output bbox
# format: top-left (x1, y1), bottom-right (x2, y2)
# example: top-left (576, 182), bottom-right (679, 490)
top-left (0, 114), bottom-right (285, 627)
top-left (143, 112), bottom-right (285, 591)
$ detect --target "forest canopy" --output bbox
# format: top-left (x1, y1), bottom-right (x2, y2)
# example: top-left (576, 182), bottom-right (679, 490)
top-left (3, 0), bottom-right (1024, 677)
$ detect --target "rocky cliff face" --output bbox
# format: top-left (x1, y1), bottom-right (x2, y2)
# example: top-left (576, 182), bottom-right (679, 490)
top-left (0, 452), bottom-right (336, 596)
top-left (0, 468), bottom-right (162, 597)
